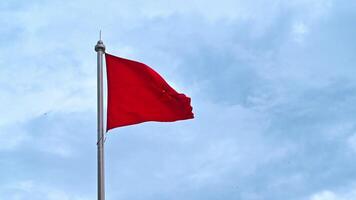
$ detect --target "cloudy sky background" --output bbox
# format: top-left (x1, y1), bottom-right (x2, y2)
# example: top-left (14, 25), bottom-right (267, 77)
top-left (1, 0), bottom-right (356, 199)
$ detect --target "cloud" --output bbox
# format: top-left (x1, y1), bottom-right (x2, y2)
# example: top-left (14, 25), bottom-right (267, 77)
top-left (309, 183), bottom-right (356, 200)
top-left (0, 0), bottom-right (335, 127)
top-left (1, 0), bottom-right (356, 200)
top-left (310, 191), bottom-right (338, 200)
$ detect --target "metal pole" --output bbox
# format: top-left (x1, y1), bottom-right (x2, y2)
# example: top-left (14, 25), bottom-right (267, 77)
top-left (95, 39), bottom-right (106, 200)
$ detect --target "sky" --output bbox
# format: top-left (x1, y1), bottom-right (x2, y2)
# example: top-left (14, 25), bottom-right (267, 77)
top-left (1, 0), bottom-right (356, 199)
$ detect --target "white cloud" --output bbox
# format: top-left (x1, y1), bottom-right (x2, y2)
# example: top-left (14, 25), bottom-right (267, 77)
top-left (310, 191), bottom-right (338, 200)
top-left (1, 0), bottom-right (355, 199)
top-left (0, 0), bottom-right (335, 128)
top-left (309, 184), bottom-right (356, 200)
top-left (292, 21), bottom-right (309, 43)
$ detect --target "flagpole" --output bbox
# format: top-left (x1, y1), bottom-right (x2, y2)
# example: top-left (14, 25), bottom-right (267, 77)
top-left (95, 39), bottom-right (106, 200)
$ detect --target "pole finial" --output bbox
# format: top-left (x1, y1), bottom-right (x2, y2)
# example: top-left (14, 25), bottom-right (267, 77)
top-left (95, 30), bottom-right (105, 53)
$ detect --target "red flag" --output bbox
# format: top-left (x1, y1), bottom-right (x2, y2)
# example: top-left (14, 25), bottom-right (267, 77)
top-left (105, 53), bottom-right (194, 131)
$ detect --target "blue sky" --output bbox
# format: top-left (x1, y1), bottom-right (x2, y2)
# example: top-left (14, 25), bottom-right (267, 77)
top-left (1, 0), bottom-right (356, 199)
